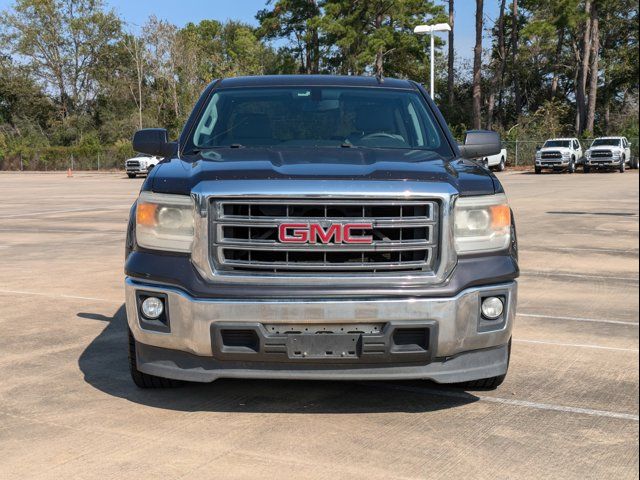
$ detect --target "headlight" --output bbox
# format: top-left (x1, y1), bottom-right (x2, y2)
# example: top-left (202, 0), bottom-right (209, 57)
top-left (454, 194), bottom-right (511, 254)
top-left (136, 192), bottom-right (194, 252)
top-left (585, 151), bottom-right (591, 158)
top-left (535, 152), bottom-right (541, 159)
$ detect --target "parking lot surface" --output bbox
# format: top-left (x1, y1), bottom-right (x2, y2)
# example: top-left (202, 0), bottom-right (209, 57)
top-left (0, 170), bottom-right (638, 479)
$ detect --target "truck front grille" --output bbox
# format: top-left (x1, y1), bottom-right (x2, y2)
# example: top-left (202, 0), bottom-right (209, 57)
top-left (541, 151), bottom-right (562, 159)
top-left (591, 150), bottom-right (612, 158)
top-left (210, 199), bottom-right (439, 274)
top-left (126, 161), bottom-right (140, 167)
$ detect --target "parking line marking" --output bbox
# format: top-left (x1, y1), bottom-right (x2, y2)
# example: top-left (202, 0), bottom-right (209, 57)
top-left (521, 271), bottom-right (639, 282)
top-left (0, 288), bottom-right (116, 303)
top-left (522, 246), bottom-right (639, 254)
top-left (515, 339), bottom-right (638, 352)
top-left (363, 383), bottom-right (639, 421)
top-left (518, 312), bottom-right (638, 326)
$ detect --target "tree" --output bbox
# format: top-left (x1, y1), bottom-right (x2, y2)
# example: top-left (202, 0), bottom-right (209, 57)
top-left (512, 0), bottom-right (521, 118)
top-left (321, 0), bottom-right (445, 80)
top-left (257, 0), bottom-right (322, 74)
top-left (585, 1), bottom-right (599, 134)
top-left (1, 0), bottom-right (121, 118)
top-left (122, 34), bottom-right (145, 130)
top-left (447, 0), bottom-right (455, 107)
top-left (472, 0), bottom-right (483, 129)
top-left (574, 0), bottom-right (592, 134)
top-left (486, 0), bottom-right (507, 129)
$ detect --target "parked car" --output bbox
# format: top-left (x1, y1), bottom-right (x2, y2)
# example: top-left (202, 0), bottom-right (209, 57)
top-left (124, 75), bottom-right (518, 390)
top-left (584, 137), bottom-right (636, 173)
top-left (481, 147), bottom-right (508, 171)
top-left (535, 138), bottom-right (583, 174)
top-left (125, 153), bottom-right (161, 178)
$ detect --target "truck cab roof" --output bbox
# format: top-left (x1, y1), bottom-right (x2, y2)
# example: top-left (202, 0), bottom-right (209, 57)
top-left (215, 75), bottom-right (417, 90)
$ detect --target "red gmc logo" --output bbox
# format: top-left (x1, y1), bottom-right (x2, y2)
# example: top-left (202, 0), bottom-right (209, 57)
top-left (278, 223), bottom-right (374, 244)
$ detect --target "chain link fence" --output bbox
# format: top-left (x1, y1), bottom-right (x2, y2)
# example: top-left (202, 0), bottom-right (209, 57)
top-left (501, 138), bottom-right (639, 167)
top-left (0, 137), bottom-right (638, 171)
top-left (0, 145), bottom-right (133, 172)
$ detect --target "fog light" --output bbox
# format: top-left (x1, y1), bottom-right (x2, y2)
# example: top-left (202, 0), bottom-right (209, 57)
top-left (141, 296), bottom-right (164, 319)
top-left (481, 297), bottom-right (504, 320)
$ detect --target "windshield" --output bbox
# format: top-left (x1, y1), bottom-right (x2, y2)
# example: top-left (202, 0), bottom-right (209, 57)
top-left (187, 86), bottom-right (453, 157)
top-left (544, 140), bottom-right (571, 148)
top-left (591, 139), bottom-right (621, 147)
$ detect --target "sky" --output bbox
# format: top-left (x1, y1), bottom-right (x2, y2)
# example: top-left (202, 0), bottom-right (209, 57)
top-left (0, 0), bottom-right (501, 63)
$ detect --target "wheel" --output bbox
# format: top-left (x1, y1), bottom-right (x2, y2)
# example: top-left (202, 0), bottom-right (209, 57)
top-left (498, 157), bottom-right (506, 172)
top-left (455, 340), bottom-right (511, 390)
top-left (128, 329), bottom-right (183, 388)
top-left (619, 156), bottom-right (626, 173)
top-left (127, 173), bottom-right (136, 178)
top-left (584, 165), bottom-right (591, 173)
top-left (631, 157), bottom-right (639, 169)
top-left (147, 164), bottom-right (155, 173)
top-left (534, 166), bottom-right (542, 174)
top-left (568, 158), bottom-right (576, 174)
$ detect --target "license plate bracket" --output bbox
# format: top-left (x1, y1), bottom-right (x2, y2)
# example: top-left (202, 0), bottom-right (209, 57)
top-left (287, 333), bottom-right (360, 359)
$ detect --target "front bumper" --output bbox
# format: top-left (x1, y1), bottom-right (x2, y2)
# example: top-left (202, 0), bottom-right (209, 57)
top-left (536, 159), bottom-right (570, 168)
top-left (126, 277), bottom-right (517, 383)
top-left (586, 158), bottom-right (622, 166)
top-left (126, 166), bottom-right (149, 174)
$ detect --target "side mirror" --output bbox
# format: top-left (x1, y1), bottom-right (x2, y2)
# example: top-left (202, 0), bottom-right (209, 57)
top-left (132, 128), bottom-right (177, 158)
top-left (536, 145), bottom-right (542, 151)
top-left (458, 130), bottom-right (501, 159)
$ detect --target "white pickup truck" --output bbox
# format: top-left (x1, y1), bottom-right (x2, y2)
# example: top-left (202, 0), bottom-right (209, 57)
top-left (125, 153), bottom-right (161, 178)
top-left (481, 148), bottom-right (508, 171)
top-left (584, 137), bottom-right (637, 173)
top-left (535, 138), bottom-right (583, 174)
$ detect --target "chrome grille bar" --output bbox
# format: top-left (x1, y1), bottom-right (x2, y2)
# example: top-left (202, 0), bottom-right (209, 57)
top-left (210, 199), bottom-right (439, 274)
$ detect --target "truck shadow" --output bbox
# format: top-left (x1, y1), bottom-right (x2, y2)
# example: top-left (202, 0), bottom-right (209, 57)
top-left (77, 305), bottom-right (480, 414)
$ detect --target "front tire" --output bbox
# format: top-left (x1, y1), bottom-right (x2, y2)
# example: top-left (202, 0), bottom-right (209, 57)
top-left (568, 157), bottom-right (576, 174)
top-left (128, 329), bottom-right (183, 388)
top-left (584, 165), bottom-right (591, 173)
top-left (619, 156), bottom-right (626, 173)
top-left (127, 173), bottom-right (136, 178)
top-left (498, 157), bottom-right (506, 172)
top-left (535, 166), bottom-right (542, 174)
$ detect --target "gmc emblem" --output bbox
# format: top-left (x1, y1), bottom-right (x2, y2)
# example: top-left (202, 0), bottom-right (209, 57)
top-left (278, 223), bottom-right (373, 244)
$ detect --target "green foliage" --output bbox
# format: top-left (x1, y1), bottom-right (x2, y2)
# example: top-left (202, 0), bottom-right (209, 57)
top-left (0, 0), bottom-right (638, 170)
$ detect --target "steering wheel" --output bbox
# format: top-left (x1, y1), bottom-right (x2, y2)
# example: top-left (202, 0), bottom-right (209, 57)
top-left (360, 132), bottom-right (401, 141)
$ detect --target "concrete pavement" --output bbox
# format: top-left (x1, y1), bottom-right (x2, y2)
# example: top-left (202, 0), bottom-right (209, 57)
top-left (0, 170), bottom-right (637, 479)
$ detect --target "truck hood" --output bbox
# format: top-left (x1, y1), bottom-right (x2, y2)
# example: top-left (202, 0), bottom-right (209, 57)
top-left (587, 146), bottom-right (622, 153)
top-left (146, 147), bottom-right (500, 197)
top-left (539, 147), bottom-right (572, 153)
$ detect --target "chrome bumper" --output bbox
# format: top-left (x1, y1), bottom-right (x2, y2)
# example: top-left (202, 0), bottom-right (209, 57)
top-left (125, 277), bottom-right (517, 359)
top-left (586, 158), bottom-right (620, 165)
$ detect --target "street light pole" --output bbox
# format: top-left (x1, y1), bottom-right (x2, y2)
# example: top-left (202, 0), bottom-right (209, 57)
top-left (413, 23), bottom-right (452, 100)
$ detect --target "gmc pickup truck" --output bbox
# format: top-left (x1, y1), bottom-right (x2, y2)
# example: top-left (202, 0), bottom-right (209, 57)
top-left (125, 75), bottom-right (518, 390)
